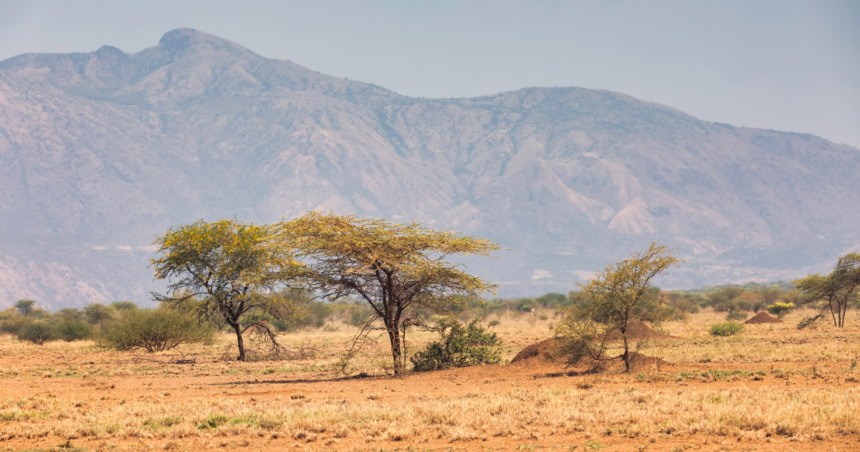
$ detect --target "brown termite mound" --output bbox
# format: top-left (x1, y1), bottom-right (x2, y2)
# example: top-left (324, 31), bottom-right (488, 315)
top-left (745, 312), bottom-right (783, 324)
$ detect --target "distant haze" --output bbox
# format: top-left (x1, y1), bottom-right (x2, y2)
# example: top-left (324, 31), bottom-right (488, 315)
top-left (1, 28), bottom-right (859, 308)
top-left (0, 0), bottom-right (858, 149)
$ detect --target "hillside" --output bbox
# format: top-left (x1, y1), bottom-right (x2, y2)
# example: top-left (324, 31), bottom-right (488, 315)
top-left (1, 28), bottom-right (859, 308)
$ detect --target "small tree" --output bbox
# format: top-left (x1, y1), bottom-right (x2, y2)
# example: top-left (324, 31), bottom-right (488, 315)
top-left (555, 243), bottom-right (682, 372)
top-left (151, 219), bottom-right (302, 361)
top-left (14, 300), bottom-right (36, 317)
top-left (278, 212), bottom-right (500, 375)
top-left (766, 302), bottom-right (795, 318)
top-left (795, 253), bottom-right (860, 327)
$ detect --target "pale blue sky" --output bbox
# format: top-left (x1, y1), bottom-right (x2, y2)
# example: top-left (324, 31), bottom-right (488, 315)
top-left (1, 0), bottom-right (858, 148)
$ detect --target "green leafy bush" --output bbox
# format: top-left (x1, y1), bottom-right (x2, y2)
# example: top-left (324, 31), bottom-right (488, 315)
top-left (55, 318), bottom-right (94, 342)
top-left (709, 322), bottom-right (745, 337)
top-left (515, 298), bottom-right (538, 312)
top-left (17, 321), bottom-right (57, 345)
top-left (411, 320), bottom-right (502, 372)
top-left (0, 317), bottom-right (30, 336)
top-left (99, 309), bottom-right (215, 352)
top-left (110, 301), bottom-right (139, 312)
top-left (83, 303), bottom-right (116, 325)
top-left (725, 311), bottom-right (747, 321)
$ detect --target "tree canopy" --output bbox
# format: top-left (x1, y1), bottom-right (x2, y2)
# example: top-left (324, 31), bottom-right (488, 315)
top-left (795, 253), bottom-right (860, 327)
top-left (14, 299), bottom-right (35, 317)
top-left (151, 219), bottom-right (302, 361)
top-left (277, 211), bottom-right (501, 374)
top-left (555, 242), bottom-right (682, 372)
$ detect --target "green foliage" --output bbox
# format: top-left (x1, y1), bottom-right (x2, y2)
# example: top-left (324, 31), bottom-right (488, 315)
top-left (411, 319), bottom-right (502, 371)
top-left (55, 308), bottom-right (83, 321)
top-left (664, 292), bottom-right (700, 314)
top-left (795, 253), bottom-right (860, 327)
top-left (725, 311), bottom-right (747, 321)
top-left (17, 321), bottom-right (57, 345)
top-left (515, 298), bottom-right (538, 312)
top-left (83, 303), bottom-right (116, 325)
top-left (55, 318), bottom-right (94, 342)
top-left (766, 302), bottom-right (795, 318)
top-left (0, 317), bottom-right (31, 335)
top-left (197, 414), bottom-right (230, 430)
top-left (99, 309), bottom-right (215, 352)
top-left (110, 301), bottom-right (139, 311)
top-left (536, 292), bottom-right (568, 308)
top-left (280, 212), bottom-right (501, 375)
top-left (151, 219), bottom-right (302, 361)
top-left (14, 299), bottom-right (36, 316)
top-left (709, 322), bottom-right (745, 337)
top-left (346, 304), bottom-right (374, 327)
top-left (556, 243), bottom-right (682, 372)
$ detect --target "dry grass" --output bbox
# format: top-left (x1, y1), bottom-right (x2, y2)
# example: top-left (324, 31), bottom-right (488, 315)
top-left (1, 383), bottom-right (858, 443)
top-left (0, 308), bottom-right (859, 450)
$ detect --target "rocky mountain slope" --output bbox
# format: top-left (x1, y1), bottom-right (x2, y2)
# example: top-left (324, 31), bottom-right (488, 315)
top-left (1, 29), bottom-right (859, 308)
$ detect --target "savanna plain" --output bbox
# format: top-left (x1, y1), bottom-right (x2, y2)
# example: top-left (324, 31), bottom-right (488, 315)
top-left (1, 308), bottom-right (858, 452)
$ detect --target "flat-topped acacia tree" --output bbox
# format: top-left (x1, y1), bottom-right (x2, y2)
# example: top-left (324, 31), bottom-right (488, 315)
top-left (795, 253), bottom-right (860, 328)
top-left (150, 219), bottom-right (302, 361)
top-left (277, 212), bottom-right (501, 375)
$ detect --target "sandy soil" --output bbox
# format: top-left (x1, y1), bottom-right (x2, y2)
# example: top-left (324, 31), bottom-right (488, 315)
top-left (0, 308), bottom-right (858, 451)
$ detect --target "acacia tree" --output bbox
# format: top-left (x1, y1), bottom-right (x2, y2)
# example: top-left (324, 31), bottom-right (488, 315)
top-left (14, 299), bottom-right (36, 317)
top-left (555, 242), bottom-right (681, 372)
top-left (277, 212), bottom-right (500, 375)
top-left (795, 253), bottom-right (860, 328)
top-left (151, 219), bottom-right (302, 361)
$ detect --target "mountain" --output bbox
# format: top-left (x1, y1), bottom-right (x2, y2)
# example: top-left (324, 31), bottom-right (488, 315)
top-left (1, 28), bottom-right (859, 308)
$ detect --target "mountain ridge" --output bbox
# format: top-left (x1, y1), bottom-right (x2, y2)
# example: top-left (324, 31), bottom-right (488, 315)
top-left (1, 28), bottom-right (858, 308)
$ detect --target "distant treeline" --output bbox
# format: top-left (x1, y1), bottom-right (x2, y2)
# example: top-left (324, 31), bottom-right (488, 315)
top-left (0, 280), bottom-right (817, 342)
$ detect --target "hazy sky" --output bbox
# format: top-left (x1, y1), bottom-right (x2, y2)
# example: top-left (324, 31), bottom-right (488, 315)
top-left (2, 0), bottom-right (858, 148)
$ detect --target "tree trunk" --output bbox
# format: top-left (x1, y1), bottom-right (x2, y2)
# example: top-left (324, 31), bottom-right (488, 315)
top-left (233, 324), bottom-right (246, 362)
top-left (621, 325), bottom-right (630, 372)
top-left (388, 325), bottom-right (404, 375)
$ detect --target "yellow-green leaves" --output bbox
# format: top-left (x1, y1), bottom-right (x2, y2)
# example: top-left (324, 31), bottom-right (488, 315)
top-left (150, 219), bottom-right (303, 361)
top-left (276, 212), bottom-right (502, 374)
top-left (794, 252), bottom-right (860, 327)
top-left (557, 242), bottom-right (682, 372)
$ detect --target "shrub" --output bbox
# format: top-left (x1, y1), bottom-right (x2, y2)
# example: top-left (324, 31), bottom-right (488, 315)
top-left (488, 320), bottom-right (500, 327)
top-left (536, 293), bottom-right (568, 308)
top-left (411, 320), bottom-right (502, 371)
top-left (99, 309), bottom-right (215, 352)
top-left (17, 321), bottom-right (57, 345)
top-left (725, 311), bottom-right (747, 321)
top-left (110, 301), bottom-right (139, 312)
top-left (767, 302), bottom-right (795, 318)
top-left (55, 318), bottom-right (94, 342)
top-left (515, 298), bottom-right (538, 312)
top-left (665, 293), bottom-right (700, 314)
top-left (709, 322), bottom-right (745, 337)
top-left (346, 305), bottom-right (373, 328)
top-left (0, 317), bottom-right (31, 336)
top-left (55, 308), bottom-right (83, 320)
